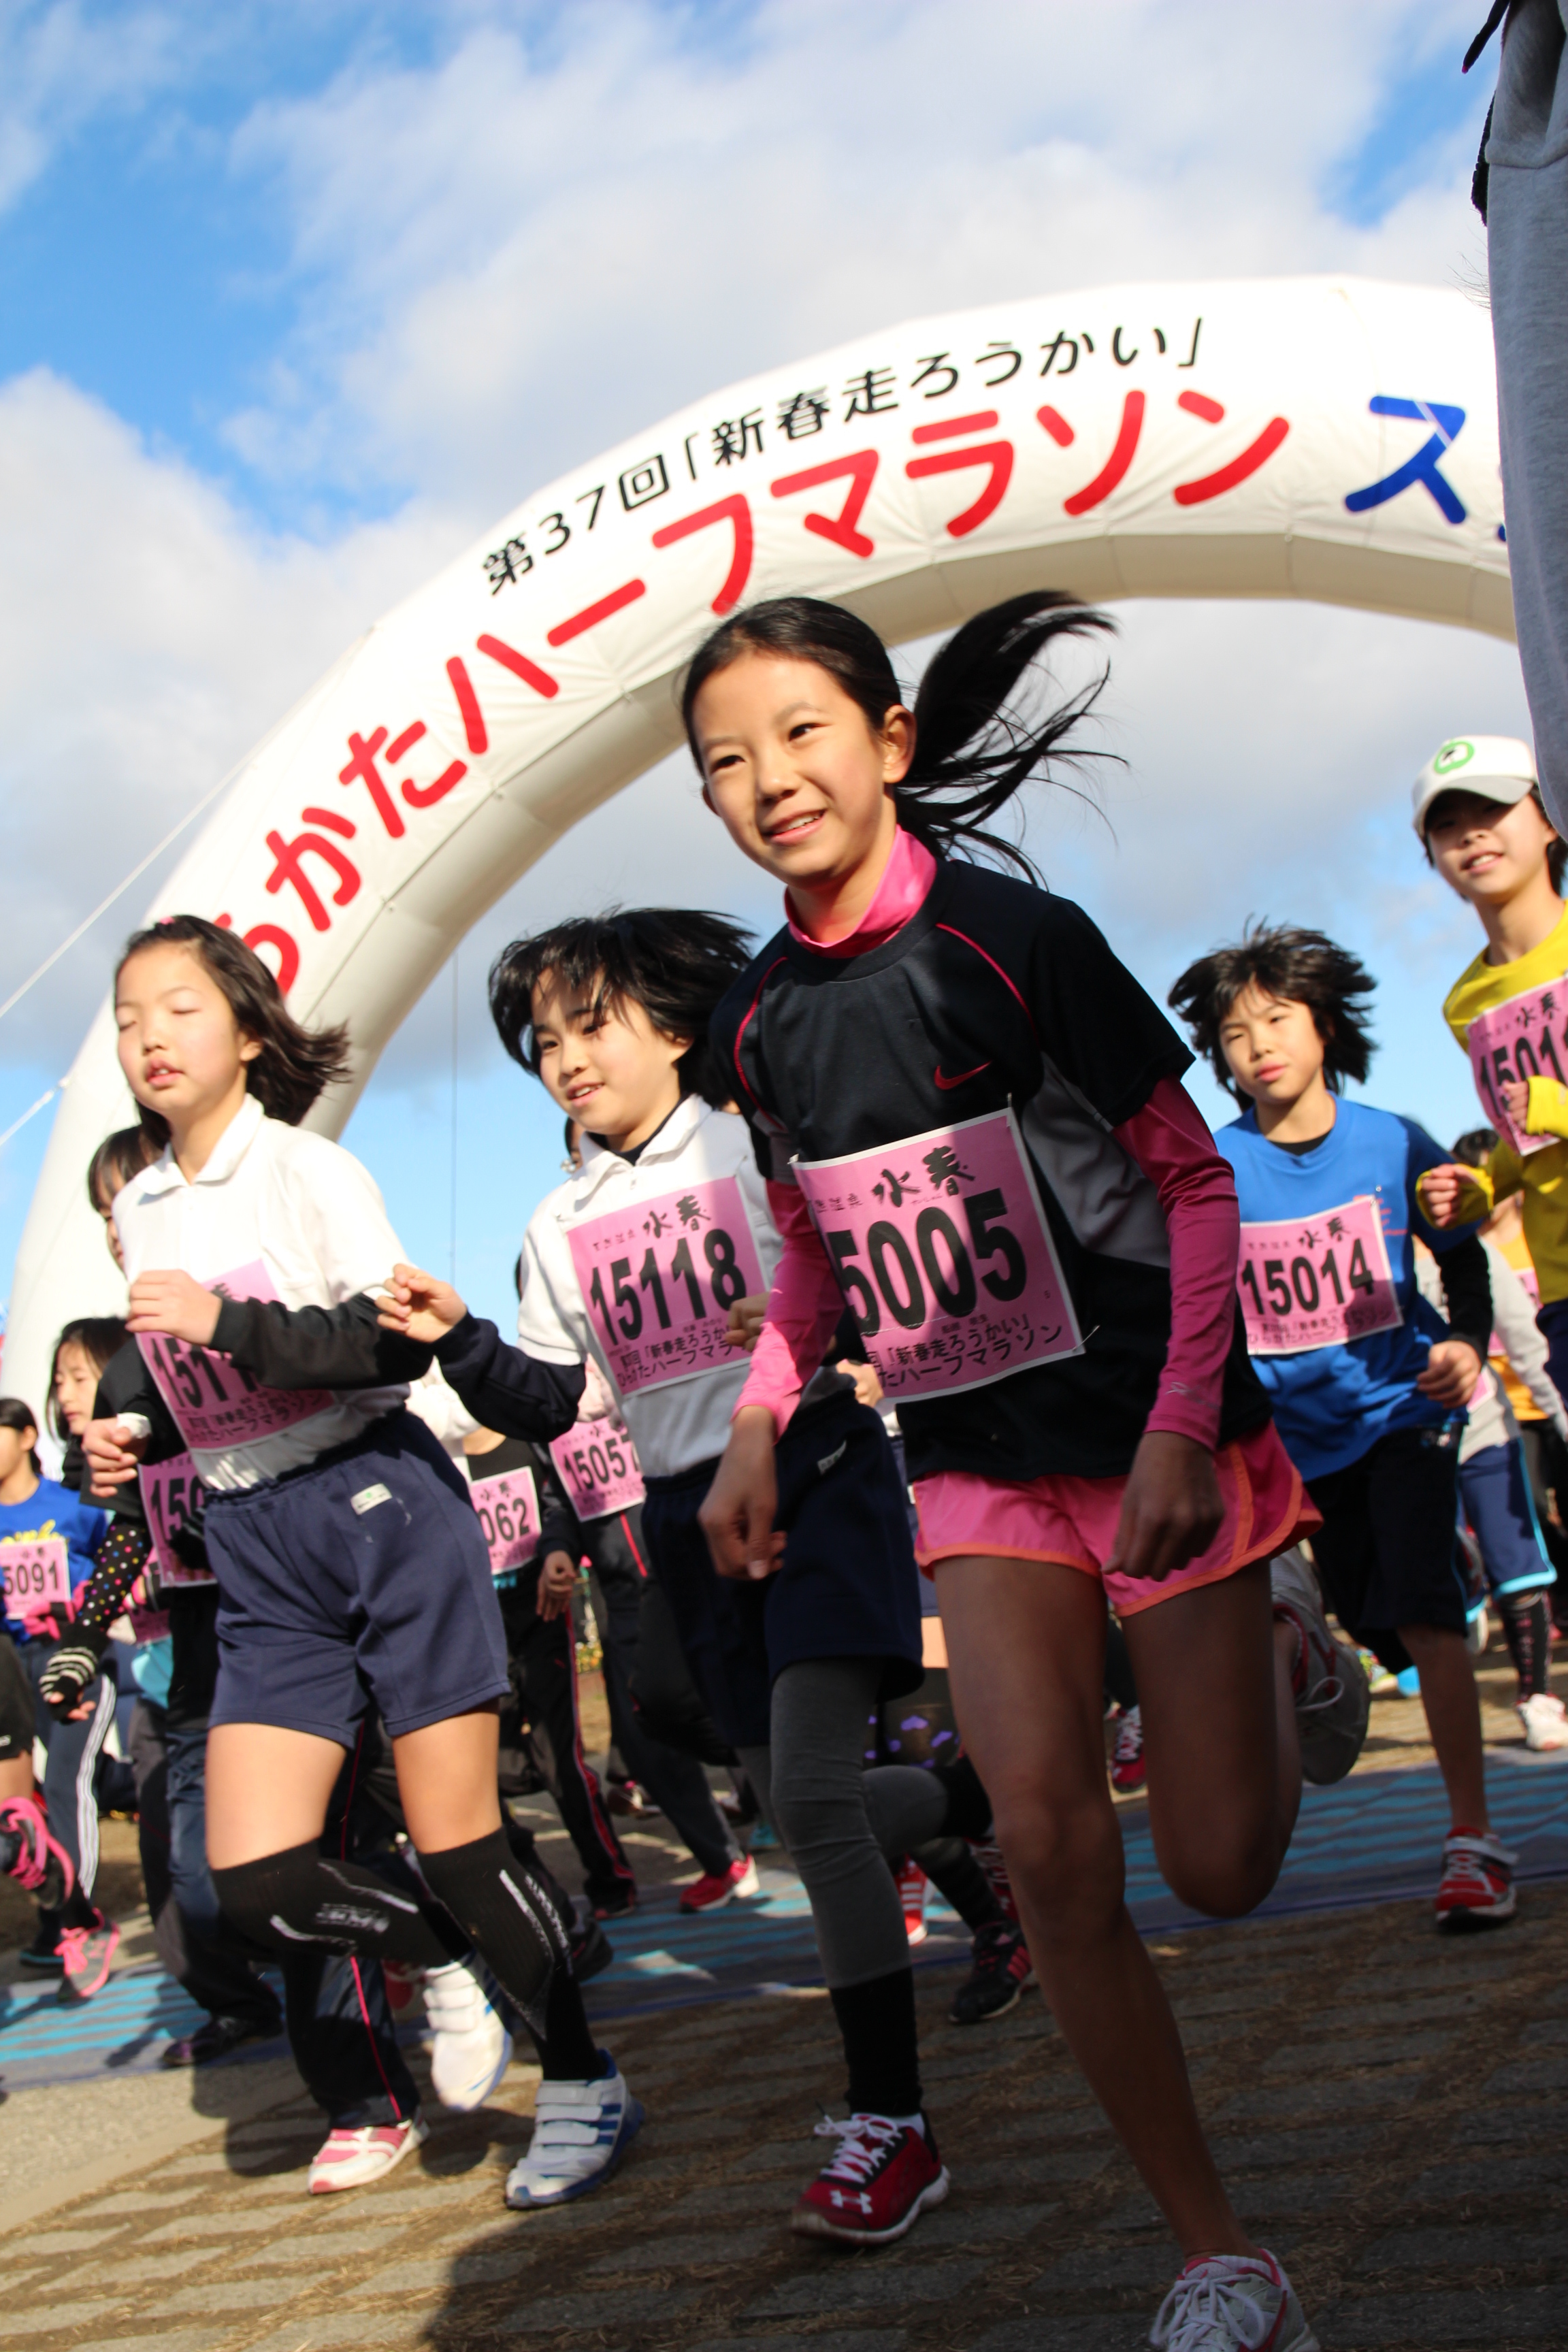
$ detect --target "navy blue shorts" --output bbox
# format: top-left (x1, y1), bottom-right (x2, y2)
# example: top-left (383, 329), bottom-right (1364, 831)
top-left (206, 1411), bottom-right (510, 1746)
top-left (640, 1391), bottom-right (924, 1751)
top-left (1305, 1424), bottom-right (1469, 1673)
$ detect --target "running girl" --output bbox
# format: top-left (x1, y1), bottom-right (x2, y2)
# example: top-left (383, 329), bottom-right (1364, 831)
top-left (83, 915), bottom-right (638, 2206)
top-left (689, 591), bottom-right (1324, 2351)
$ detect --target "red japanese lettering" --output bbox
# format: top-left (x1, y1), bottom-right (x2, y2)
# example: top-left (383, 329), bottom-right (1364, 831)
top-left (265, 819), bottom-right (361, 933)
top-left (241, 923), bottom-right (299, 996)
top-left (651, 495), bottom-right (753, 615)
top-left (402, 760), bottom-right (466, 809)
top-left (1036, 405), bottom-right (1075, 447)
top-left (904, 410), bottom-right (1013, 538)
top-left (770, 451), bottom-right (879, 559)
top-left (1177, 390), bottom-right (1225, 424)
top-left (446, 656), bottom-right (488, 755)
top-left (1063, 389), bottom-right (1145, 516)
top-left (476, 634), bottom-right (559, 699)
top-left (339, 728), bottom-right (406, 839)
top-left (1173, 416), bottom-right (1290, 506)
top-left (546, 580), bottom-right (647, 646)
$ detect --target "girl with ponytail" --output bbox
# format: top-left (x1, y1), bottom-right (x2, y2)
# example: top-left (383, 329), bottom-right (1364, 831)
top-left (689, 592), bottom-right (1326, 2349)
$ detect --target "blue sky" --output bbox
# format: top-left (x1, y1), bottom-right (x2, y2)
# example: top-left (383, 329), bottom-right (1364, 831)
top-left (0, 0), bottom-right (1523, 1355)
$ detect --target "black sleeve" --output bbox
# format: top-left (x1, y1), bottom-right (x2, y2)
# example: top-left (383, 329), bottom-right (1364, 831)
top-left (431, 1315), bottom-right (586, 1443)
top-left (92, 1344), bottom-right (182, 1508)
top-left (1437, 1235), bottom-right (1492, 1361)
top-left (70, 1521), bottom-right (153, 1647)
top-left (212, 1292), bottom-right (435, 1391)
top-left (534, 1452), bottom-right (583, 1560)
top-left (1024, 892), bottom-right (1193, 1129)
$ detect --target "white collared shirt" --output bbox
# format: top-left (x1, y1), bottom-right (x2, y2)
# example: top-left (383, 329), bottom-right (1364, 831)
top-left (114, 1094), bottom-right (409, 1491)
top-left (517, 1096), bottom-right (781, 1480)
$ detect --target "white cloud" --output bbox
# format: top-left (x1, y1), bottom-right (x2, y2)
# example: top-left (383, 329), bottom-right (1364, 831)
top-left (0, 1), bottom-right (178, 214)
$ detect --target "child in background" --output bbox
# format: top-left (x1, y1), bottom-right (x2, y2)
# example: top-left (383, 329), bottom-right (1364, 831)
top-left (0, 1376), bottom-right (122, 1997)
top-left (1170, 924), bottom-right (1509, 1926)
top-left (0, 1402), bottom-right (76, 1919)
top-left (691, 589), bottom-right (1326, 2349)
top-left (85, 914), bottom-right (638, 2211)
top-left (1414, 737), bottom-right (1568, 1404)
top-left (1449, 1126), bottom-right (1568, 1618)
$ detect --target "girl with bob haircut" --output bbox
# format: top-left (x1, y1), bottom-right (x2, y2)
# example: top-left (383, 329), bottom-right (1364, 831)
top-left (687, 591), bottom-right (1331, 2351)
top-left (1167, 924), bottom-right (1377, 1102)
top-left (84, 915), bottom-right (638, 2206)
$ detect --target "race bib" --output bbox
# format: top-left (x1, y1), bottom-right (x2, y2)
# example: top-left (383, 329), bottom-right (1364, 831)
top-left (1237, 1196), bottom-right (1401, 1354)
top-left (549, 1418), bottom-right (644, 1522)
top-left (1467, 978), bottom-right (1568, 1159)
top-left (140, 1454), bottom-right (217, 1589)
top-left (794, 1107), bottom-right (1082, 1401)
top-left (1, 1536), bottom-right (71, 1622)
top-left (566, 1175), bottom-right (765, 1398)
top-left (470, 1467), bottom-right (542, 1578)
top-left (137, 1258), bottom-right (333, 1452)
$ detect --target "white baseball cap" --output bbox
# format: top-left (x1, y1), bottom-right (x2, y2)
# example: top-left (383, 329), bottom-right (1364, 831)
top-left (1412, 734), bottom-right (1537, 836)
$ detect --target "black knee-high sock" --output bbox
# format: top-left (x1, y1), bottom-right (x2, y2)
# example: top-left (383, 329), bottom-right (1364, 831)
top-left (416, 1828), bottom-right (572, 2046)
top-left (1497, 1590), bottom-right (1553, 1699)
top-left (212, 1842), bottom-right (457, 1970)
top-left (830, 1966), bottom-right (922, 2119)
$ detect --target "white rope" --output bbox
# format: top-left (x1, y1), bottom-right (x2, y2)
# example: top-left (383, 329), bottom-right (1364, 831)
top-left (0, 1079), bottom-right (66, 1155)
top-left (0, 766), bottom-right (240, 1030)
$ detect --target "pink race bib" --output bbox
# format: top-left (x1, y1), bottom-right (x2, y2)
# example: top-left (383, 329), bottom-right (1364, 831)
top-left (549, 1418), bottom-right (644, 1522)
top-left (470, 1468), bottom-right (541, 1578)
top-left (1467, 979), bottom-right (1568, 1159)
top-left (1237, 1196), bottom-right (1401, 1354)
top-left (140, 1455), bottom-right (217, 1589)
top-left (794, 1108), bottom-right (1082, 1402)
top-left (566, 1176), bottom-right (765, 1398)
top-left (1, 1536), bottom-right (71, 1624)
top-left (137, 1258), bottom-right (333, 1452)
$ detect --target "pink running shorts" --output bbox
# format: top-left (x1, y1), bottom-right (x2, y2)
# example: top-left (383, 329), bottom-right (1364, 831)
top-left (913, 1419), bottom-right (1319, 1617)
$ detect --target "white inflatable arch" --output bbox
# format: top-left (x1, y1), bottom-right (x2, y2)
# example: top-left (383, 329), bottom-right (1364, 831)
top-left (4, 274), bottom-right (1513, 1410)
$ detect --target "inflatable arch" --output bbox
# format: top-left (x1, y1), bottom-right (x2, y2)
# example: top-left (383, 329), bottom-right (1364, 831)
top-left (3, 273), bottom-right (1513, 1409)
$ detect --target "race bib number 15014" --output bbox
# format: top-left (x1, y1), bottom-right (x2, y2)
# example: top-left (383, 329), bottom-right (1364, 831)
top-left (1237, 1195), bottom-right (1401, 1354)
top-left (794, 1107), bottom-right (1082, 1402)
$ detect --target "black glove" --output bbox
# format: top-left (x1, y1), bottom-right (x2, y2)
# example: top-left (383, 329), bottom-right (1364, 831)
top-left (38, 1639), bottom-right (105, 1715)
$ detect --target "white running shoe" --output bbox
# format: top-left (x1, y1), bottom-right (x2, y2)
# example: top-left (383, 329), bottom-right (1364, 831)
top-left (421, 1955), bottom-right (513, 2111)
top-left (504, 2056), bottom-right (642, 2207)
top-left (1271, 1548), bottom-right (1369, 1786)
top-left (1518, 1690), bottom-right (1568, 1752)
top-left (1150, 2249), bottom-right (1318, 2349)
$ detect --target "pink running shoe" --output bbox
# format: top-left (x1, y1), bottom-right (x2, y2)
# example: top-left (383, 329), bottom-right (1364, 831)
top-left (0, 1796), bottom-right (74, 1906)
top-left (679, 1855), bottom-right (760, 1914)
top-left (895, 1858), bottom-right (930, 1946)
top-left (308, 2113), bottom-right (428, 2193)
top-left (58, 1914), bottom-right (120, 2002)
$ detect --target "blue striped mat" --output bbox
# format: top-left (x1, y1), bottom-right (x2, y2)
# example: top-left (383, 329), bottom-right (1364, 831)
top-left (3, 1754), bottom-right (1563, 2089)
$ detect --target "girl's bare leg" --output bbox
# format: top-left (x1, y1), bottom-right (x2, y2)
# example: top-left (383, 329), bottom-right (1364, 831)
top-left (934, 1555), bottom-right (1256, 2259)
top-left (205, 1722), bottom-right (346, 1868)
top-left (0, 1756), bottom-right (35, 1804)
top-left (391, 1705), bottom-right (505, 1852)
top-left (1125, 1559), bottom-right (1301, 1916)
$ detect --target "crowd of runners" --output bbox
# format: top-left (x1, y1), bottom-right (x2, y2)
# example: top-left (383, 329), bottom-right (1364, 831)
top-left (0, 569), bottom-right (1566, 2352)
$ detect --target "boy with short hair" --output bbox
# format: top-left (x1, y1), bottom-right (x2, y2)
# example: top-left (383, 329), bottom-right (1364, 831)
top-left (1169, 924), bottom-right (1515, 1928)
top-left (1414, 735), bottom-right (1568, 1411)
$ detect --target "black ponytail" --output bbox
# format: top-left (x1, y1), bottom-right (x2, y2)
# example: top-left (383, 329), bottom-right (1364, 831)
top-left (680, 589), bottom-right (1116, 879)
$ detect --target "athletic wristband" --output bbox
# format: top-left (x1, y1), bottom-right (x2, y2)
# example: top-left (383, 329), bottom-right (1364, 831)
top-left (38, 1641), bottom-right (105, 1712)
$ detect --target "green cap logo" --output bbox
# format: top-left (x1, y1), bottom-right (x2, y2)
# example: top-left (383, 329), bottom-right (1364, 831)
top-left (1433, 738), bottom-right (1475, 775)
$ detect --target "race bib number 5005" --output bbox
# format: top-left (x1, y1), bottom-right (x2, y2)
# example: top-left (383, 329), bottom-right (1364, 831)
top-left (794, 1107), bottom-right (1082, 1401)
top-left (1237, 1196), bottom-right (1401, 1354)
top-left (566, 1175), bottom-right (764, 1398)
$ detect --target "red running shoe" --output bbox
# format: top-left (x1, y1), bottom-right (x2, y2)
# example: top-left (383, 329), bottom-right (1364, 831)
top-left (1435, 1828), bottom-right (1518, 1931)
top-left (894, 1857), bottom-right (929, 1946)
top-left (792, 2112), bottom-right (949, 2244)
top-left (1110, 1704), bottom-right (1146, 1794)
top-left (679, 1854), bottom-right (759, 1914)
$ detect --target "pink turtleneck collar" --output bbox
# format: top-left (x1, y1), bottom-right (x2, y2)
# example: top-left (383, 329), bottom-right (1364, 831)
top-left (784, 828), bottom-right (937, 959)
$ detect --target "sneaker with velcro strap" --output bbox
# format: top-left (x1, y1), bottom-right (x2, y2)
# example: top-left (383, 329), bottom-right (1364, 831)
top-left (1270, 1547), bottom-right (1369, 1785)
top-left (1435, 1827), bottom-right (1518, 1931)
top-left (1149, 2248), bottom-right (1318, 2349)
top-left (504, 2054), bottom-right (642, 2206)
top-left (791, 2111), bottom-right (948, 2245)
top-left (421, 1953), bottom-right (513, 2109)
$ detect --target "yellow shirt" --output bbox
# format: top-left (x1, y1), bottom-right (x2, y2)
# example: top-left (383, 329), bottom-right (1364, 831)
top-left (1433, 903), bottom-right (1568, 1303)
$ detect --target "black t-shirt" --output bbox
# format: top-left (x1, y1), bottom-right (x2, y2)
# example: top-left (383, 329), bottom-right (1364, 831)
top-left (710, 860), bottom-right (1269, 1482)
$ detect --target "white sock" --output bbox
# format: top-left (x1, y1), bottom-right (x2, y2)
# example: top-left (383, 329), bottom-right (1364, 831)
top-left (858, 2108), bottom-right (924, 2136)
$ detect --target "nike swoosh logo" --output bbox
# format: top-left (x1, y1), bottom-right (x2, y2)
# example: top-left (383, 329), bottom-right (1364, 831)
top-left (934, 1060), bottom-right (991, 1090)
